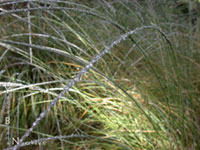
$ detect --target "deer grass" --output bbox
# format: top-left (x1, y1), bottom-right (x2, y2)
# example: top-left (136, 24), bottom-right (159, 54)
top-left (0, 0), bottom-right (200, 150)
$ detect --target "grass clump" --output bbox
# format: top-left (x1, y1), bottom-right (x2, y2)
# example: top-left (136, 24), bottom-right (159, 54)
top-left (0, 0), bottom-right (200, 149)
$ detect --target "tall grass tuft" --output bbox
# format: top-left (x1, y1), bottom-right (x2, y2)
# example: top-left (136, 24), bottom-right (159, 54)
top-left (0, 0), bottom-right (199, 150)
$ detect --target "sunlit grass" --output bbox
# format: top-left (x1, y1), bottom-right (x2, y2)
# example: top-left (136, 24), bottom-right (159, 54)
top-left (0, 0), bottom-right (200, 150)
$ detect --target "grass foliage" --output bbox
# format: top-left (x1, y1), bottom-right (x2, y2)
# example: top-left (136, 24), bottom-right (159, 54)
top-left (0, 0), bottom-right (200, 149)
